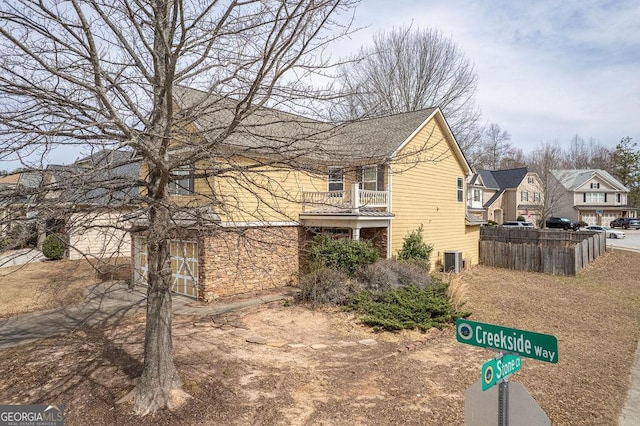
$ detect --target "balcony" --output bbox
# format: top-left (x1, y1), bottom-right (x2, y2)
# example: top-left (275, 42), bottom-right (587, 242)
top-left (302, 184), bottom-right (388, 213)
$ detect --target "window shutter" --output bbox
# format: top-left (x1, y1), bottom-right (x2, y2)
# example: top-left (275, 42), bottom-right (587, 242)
top-left (377, 165), bottom-right (385, 191)
top-left (356, 166), bottom-right (363, 184)
top-left (583, 193), bottom-right (586, 202)
top-left (604, 193), bottom-right (607, 202)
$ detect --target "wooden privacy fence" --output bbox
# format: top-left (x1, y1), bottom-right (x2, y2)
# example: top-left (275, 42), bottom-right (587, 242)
top-left (479, 228), bottom-right (606, 276)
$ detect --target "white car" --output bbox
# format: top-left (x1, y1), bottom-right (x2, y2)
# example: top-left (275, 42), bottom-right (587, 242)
top-left (501, 221), bottom-right (536, 228)
top-left (585, 225), bottom-right (625, 239)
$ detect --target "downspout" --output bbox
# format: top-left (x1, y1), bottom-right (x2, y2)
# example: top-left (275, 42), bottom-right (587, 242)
top-left (387, 163), bottom-right (393, 259)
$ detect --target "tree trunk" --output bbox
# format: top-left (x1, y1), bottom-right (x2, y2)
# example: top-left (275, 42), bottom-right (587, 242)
top-left (119, 204), bottom-right (188, 415)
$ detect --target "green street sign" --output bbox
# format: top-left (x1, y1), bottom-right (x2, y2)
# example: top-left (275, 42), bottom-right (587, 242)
top-left (481, 354), bottom-right (522, 391)
top-left (456, 319), bottom-right (558, 364)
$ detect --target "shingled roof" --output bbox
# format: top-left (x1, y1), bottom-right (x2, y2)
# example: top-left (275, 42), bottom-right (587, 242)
top-left (550, 169), bottom-right (629, 192)
top-left (172, 86), bottom-right (438, 164)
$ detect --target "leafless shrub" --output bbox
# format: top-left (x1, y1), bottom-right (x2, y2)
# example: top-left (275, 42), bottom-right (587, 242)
top-left (356, 259), bottom-right (431, 293)
top-left (298, 267), bottom-right (356, 306)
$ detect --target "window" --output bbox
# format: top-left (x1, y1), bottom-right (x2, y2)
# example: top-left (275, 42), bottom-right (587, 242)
top-left (360, 166), bottom-right (378, 191)
top-left (585, 192), bottom-right (605, 203)
top-left (521, 190), bottom-right (529, 202)
top-left (473, 189), bottom-right (481, 202)
top-left (457, 177), bottom-right (464, 202)
top-left (528, 176), bottom-right (534, 184)
top-left (533, 192), bottom-right (541, 202)
top-left (169, 166), bottom-right (194, 195)
top-left (590, 182), bottom-right (600, 189)
top-left (328, 167), bottom-right (344, 192)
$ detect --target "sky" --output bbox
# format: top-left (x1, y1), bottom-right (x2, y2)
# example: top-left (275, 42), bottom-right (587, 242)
top-left (1, 0), bottom-right (639, 171)
top-left (338, 0), bottom-right (640, 154)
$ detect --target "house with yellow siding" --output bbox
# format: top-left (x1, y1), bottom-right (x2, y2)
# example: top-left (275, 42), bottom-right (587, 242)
top-left (132, 87), bottom-right (479, 301)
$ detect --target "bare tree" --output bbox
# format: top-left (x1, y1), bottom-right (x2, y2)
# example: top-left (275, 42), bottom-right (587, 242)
top-left (0, 0), bottom-right (358, 415)
top-left (525, 142), bottom-right (566, 226)
top-left (333, 26), bottom-right (482, 154)
top-left (564, 134), bottom-right (613, 170)
top-left (473, 123), bottom-right (513, 170)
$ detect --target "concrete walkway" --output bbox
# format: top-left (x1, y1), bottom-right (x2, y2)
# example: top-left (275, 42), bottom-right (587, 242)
top-left (0, 280), bottom-right (288, 350)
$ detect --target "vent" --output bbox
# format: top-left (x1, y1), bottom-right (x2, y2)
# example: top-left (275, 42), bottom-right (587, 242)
top-left (444, 250), bottom-right (464, 273)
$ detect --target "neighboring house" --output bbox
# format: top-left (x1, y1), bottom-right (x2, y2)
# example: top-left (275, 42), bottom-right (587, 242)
top-left (40, 149), bottom-right (140, 260)
top-left (131, 86), bottom-right (480, 301)
top-left (478, 167), bottom-right (544, 225)
top-left (549, 169), bottom-right (636, 226)
top-left (0, 171), bottom-right (42, 246)
top-left (466, 173), bottom-right (488, 226)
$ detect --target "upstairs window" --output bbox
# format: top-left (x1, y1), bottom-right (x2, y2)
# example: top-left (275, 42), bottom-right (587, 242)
top-left (590, 182), bottom-right (600, 189)
top-left (328, 167), bottom-right (344, 192)
top-left (521, 190), bottom-right (529, 202)
top-left (457, 177), bottom-right (464, 203)
top-left (169, 166), bottom-right (194, 195)
top-left (534, 192), bottom-right (541, 202)
top-left (528, 176), bottom-right (534, 184)
top-left (360, 166), bottom-right (378, 191)
top-left (584, 192), bottom-right (605, 203)
top-left (473, 189), bottom-right (481, 202)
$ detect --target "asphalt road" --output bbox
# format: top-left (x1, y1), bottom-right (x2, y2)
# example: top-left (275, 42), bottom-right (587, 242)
top-left (605, 228), bottom-right (640, 252)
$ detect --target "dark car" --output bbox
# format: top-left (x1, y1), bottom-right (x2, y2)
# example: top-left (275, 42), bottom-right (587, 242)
top-left (609, 217), bottom-right (640, 230)
top-left (545, 216), bottom-right (580, 231)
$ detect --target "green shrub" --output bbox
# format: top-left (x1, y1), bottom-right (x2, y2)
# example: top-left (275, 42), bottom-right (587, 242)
top-left (396, 225), bottom-right (433, 268)
top-left (309, 235), bottom-right (378, 277)
top-left (355, 259), bottom-right (431, 292)
top-left (345, 279), bottom-right (470, 332)
top-left (42, 233), bottom-right (66, 260)
top-left (298, 267), bottom-right (355, 306)
top-left (516, 215), bottom-right (526, 222)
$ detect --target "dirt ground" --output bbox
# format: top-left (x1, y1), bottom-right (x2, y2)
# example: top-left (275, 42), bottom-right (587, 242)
top-left (1, 249), bottom-right (640, 425)
top-left (0, 258), bottom-right (100, 317)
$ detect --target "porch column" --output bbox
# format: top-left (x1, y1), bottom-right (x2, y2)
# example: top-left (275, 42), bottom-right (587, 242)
top-left (352, 227), bottom-right (360, 241)
top-left (351, 183), bottom-right (359, 213)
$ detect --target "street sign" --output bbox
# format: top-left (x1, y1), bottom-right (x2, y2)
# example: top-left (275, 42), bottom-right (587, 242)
top-left (481, 354), bottom-right (522, 391)
top-left (456, 319), bottom-right (558, 363)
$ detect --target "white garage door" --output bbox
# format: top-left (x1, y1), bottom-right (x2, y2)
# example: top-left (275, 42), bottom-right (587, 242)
top-left (133, 237), bottom-right (199, 299)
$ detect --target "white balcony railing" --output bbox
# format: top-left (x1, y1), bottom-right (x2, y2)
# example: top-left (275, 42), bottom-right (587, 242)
top-left (302, 184), bottom-right (388, 212)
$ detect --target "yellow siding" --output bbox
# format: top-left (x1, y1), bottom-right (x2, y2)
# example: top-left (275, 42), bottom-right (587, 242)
top-left (391, 119), bottom-right (478, 267)
top-left (212, 159), bottom-right (325, 222)
top-left (68, 212), bottom-right (131, 260)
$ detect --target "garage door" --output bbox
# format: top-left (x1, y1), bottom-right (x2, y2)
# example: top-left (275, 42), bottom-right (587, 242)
top-left (133, 237), bottom-right (199, 299)
top-left (581, 213), bottom-right (596, 226)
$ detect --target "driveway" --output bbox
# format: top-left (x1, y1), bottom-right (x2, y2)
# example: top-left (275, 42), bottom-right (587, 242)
top-left (0, 248), bottom-right (46, 268)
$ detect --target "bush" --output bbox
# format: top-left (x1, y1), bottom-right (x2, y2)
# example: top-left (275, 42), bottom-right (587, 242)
top-left (345, 279), bottom-right (470, 332)
top-left (355, 259), bottom-right (431, 293)
top-left (42, 233), bottom-right (66, 260)
top-left (298, 267), bottom-right (354, 306)
top-left (396, 225), bottom-right (433, 268)
top-left (308, 235), bottom-right (378, 277)
top-left (516, 215), bottom-right (526, 222)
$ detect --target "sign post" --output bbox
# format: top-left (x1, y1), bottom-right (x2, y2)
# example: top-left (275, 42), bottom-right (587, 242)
top-left (458, 319), bottom-right (556, 425)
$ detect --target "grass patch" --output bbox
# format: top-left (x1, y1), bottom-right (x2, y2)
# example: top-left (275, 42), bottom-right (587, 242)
top-left (345, 281), bottom-right (470, 332)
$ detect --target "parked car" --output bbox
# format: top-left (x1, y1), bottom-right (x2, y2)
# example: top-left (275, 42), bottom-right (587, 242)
top-left (501, 221), bottom-right (535, 228)
top-left (545, 217), bottom-right (580, 231)
top-left (585, 225), bottom-right (625, 239)
top-left (609, 217), bottom-right (640, 230)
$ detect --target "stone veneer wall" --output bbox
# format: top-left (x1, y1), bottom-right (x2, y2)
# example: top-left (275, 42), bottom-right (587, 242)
top-left (200, 226), bottom-right (299, 301)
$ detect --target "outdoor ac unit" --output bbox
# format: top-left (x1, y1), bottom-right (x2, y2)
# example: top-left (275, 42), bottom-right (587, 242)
top-left (444, 250), bottom-right (464, 273)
